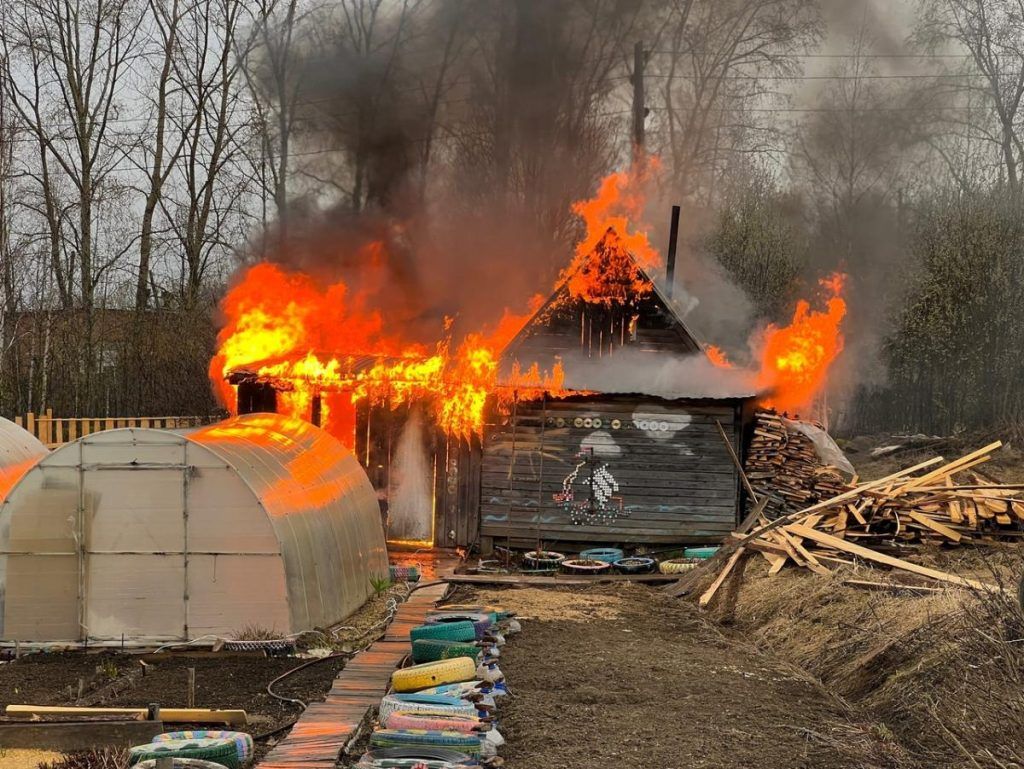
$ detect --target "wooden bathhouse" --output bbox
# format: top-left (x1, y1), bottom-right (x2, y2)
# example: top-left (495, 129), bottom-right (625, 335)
top-left (435, 229), bottom-right (758, 551)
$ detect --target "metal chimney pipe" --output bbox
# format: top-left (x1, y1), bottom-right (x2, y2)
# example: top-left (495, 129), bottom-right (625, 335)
top-left (666, 204), bottom-right (680, 298)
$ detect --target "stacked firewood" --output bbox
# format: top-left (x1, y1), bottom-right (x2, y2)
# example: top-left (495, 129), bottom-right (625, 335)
top-left (744, 412), bottom-right (846, 519)
top-left (691, 440), bottom-right (1024, 605)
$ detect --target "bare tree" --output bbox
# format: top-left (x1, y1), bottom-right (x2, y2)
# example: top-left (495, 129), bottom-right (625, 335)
top-left (0, 0), bottom-right (142, 312)
top-left (651, 0), bottom-right (820, 204)
top-left (162, 0), bottom-right (255, 304)
top-left (918, 0), bottom-right (1024, 195)
top-left (239, 0), bottom-right (305, 248)
top-left (136, 0), bottom-right (187, 310)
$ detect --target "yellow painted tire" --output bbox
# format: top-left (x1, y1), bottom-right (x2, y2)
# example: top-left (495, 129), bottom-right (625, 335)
top-left (659, 558), bottom-right (698, 574)
top-left (391, 656), bottom-right (478, 693)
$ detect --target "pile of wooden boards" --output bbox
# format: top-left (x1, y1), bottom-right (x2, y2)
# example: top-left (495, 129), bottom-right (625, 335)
top-left (744, 412), bottom-right (846, 519)
top-left (694, 440), bottom-right (1022, 605)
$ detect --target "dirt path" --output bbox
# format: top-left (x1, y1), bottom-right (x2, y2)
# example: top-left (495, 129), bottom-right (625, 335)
top-left (467, 585), bottom-right (910, 769)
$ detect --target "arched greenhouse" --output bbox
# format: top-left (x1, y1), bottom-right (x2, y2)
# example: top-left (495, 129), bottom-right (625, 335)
top-left (0, 413), bottom-right (388, 643)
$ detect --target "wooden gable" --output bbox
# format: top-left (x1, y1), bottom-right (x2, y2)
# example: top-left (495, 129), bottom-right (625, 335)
top-left (500, 230), bottom-right (702, 375)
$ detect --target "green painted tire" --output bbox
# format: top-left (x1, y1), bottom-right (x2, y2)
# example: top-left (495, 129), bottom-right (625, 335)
top-left (369, 729), bottom-right (482, 756)
top-left (411, 639), bottom-right (481, 664)
top-left (154, 731), bottom-right (253, 763)
top-left (410, 620), bottom-right (477, 643)
top-left (684, 546), bottom-right (720, 559)
top-left (129, 739), bottom-right (239, 769)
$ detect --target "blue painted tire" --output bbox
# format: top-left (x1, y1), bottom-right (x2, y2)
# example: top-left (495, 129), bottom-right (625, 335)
top-left (581, 548), bottom-right (624, 564)
top-left (378, 693), bottom-right (478, 721)
top-left (684, 546), bottom-right (720, 559)
top-left (613, 556), bottom-right (656, 574)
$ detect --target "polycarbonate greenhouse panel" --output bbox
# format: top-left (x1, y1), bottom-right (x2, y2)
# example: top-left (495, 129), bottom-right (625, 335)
top-left (0, 414), bottom-right (388, 642)
top-left (0, 417), bottom-right (47, 502)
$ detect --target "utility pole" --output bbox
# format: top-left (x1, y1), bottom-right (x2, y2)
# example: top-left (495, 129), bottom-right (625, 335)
top-left (632, 41), bottom-right (647, 156)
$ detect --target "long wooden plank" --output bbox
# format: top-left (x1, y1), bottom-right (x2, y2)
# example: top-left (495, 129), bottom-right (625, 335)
top-left (445, 572), bottom-right (678, 585)
top-left (0, 720), bottom-right (164, 751)
top-left (907, 511), bottom-right (962, 542)
top-left (737, 456), bottom-right (946, 546)
top-left (785, 523), bottom-right (997, 591)
top-left (698, 547), bottom-right (746, 607)
top-left (5, 707), bottom-right (246, 726)
top-left (889, 441), bottom-right (1002, 495)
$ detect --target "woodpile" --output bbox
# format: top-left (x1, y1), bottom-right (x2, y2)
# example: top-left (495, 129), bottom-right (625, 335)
top-left (744, 412), bottom-right (846, 519)
top-left (693, 439), bottom-right (1023, 605)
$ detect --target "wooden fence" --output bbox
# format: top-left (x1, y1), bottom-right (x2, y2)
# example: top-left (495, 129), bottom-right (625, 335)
top-left (13, 409), bottom-right (215, 449)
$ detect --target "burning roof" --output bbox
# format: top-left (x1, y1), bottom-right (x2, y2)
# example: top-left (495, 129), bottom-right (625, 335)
top-left (209, 162), bottom-right (849, 445)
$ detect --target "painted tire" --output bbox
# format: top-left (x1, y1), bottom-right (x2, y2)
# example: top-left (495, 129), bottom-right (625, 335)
top-left (357, 747), bottom-right (477, 766)
top-left (382, 712), bottom-right (483, 734)
top-left (424, 615), bottom-right (491, 640)
top-left (378, 694), bottom-right (479, 722)
top-left (659, 558), bottom-right (698, 574)
top-left (560, 559), bottom-right (612, 574)
top-left (389, 565), bottom-right (421, 583)
top-left (129, 739), bottom-right (239, 769)
top-left (133, 761), bottom-right (228, 769)
top-left (440, 604), bottom-right (515, 621)
top-left (523, 550), bottom-right (565, 569)
top-left (580, 548), bottom-right (624, 564)
top-left (428, 608), bottom-right (499, 625)
top-left (154, 731), bottom-right (252, 763)
top-left (369, 729), bottom-right (481, 755)
top-left (410, 621), bottom-right (477, 644)
top-left (412, 639), bottom-right (481, 664)
top-left (684, 546), bottom-right (721, 559)
top-left (613, 556), bottom-right (656, 574)
top-left (392, 657), bottom-right (478, 693)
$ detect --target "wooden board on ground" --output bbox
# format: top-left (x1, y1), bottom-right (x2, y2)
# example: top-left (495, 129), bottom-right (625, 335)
top-left (0, 720), bottom-right (164, 751)
top-left (446, 572), bottom-right (679, 586)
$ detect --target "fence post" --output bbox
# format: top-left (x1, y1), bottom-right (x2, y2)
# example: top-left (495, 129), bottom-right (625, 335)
top-left (69, 419), bottom-right (78, 442)
top-left (26, 412), bottom-right (35, 439)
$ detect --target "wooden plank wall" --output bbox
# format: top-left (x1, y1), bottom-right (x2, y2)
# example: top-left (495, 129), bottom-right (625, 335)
top-left (480, 398), bottom-right (741, 545)
top-left (509, 292), bottom-right (700, 370)
top-left (435, 436), bottom-right (481, 548)
top-left (13, 410), bottom-right (213, 449)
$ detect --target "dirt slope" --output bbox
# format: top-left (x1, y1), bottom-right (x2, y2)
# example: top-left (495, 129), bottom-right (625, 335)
top-left (470, 585), bottom-right (909, 769)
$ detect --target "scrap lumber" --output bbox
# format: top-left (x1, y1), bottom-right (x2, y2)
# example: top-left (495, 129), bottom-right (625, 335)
top-left (689, 438), bottom-right (1017, 603)
top-left (698, 546), bottom-right (747, 607)
top-left (785, 524), bottom-right (997, 591)
top-left (5, 706), bottom-right (246, 726)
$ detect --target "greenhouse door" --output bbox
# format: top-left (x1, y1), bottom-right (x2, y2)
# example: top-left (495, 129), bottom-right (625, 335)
top-left (81, 444), bottom-right (189, 641)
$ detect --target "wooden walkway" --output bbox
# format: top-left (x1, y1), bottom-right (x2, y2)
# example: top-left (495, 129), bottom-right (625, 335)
top-left (259, 580), bottom-right (449, 769)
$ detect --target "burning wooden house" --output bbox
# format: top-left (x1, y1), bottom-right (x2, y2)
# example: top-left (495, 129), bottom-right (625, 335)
top-left (218, 225), bottom-right (758, 552)
top-left (444, 228), bottom-right (759, 550)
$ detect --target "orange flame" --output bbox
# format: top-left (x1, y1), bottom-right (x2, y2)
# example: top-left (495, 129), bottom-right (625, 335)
top-left (757, 273), bottom-right (847, 415)
top-left (208, 260), bottom-right (557, 442)
top-left (560, 163), bottom-right (661, 304)
top-left (705, 345), bottom-right (734, 369)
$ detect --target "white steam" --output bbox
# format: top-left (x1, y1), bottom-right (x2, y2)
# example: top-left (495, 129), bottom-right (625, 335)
top-left (387, 408), bottom-right (433, 542)
top-left (559, 348), bottom-right (760, 400)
